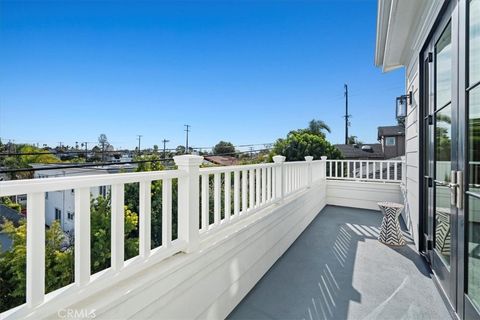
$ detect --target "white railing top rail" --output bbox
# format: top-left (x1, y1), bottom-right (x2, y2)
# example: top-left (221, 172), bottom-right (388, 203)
top-left (0, 169), bottom-right (187, 197)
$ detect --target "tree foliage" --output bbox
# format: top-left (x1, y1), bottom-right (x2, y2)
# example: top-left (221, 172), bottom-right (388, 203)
top-left (271, 119), bottom-right (341, 161)
top-left (212, 141), bottom-right (236, 156)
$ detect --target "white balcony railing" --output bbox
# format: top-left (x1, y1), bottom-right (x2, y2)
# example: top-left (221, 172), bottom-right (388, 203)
top-left (325, 159), bottom-right (403, 182)
top-left (0, 155), bottom-right (328, 319)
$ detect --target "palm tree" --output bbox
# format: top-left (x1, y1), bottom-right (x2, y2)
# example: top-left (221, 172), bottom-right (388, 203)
top-left (307, 119), bottom-right (331, 134)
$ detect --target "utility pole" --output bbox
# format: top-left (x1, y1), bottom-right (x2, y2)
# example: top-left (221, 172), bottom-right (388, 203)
top-left (162, 139), bottom-right (170, 159)
top-left (184, 125), bottom-right (191, 154)
top-left (344, 84), bottom-right (351, 144)
top-left (137, 135), bottom-right (142, 155)
top-left (81, 142), bottom-right (88, 159)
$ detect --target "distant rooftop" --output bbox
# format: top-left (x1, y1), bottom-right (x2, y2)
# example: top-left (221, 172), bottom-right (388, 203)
top-left (377, 125), bottom-right (405, 140)
top-left (334, 143), bottom-right (384, 160)
top-left (204, 156), bottom-right (239, 166)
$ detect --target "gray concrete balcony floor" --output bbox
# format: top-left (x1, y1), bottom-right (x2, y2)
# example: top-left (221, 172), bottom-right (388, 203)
top-left (228, 206), bottom-right (451, 320)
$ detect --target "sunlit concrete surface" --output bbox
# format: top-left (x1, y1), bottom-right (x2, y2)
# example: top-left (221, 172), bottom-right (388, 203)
top-left (228, 206), bottom-right (451, 320)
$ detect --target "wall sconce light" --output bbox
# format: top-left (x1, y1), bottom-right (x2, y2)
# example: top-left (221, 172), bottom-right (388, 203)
top-left (395, 91), bottom-right (412, 120)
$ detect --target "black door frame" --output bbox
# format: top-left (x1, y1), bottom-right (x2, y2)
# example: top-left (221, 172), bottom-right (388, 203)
top-left (419, 0), bottom-right (480, 319)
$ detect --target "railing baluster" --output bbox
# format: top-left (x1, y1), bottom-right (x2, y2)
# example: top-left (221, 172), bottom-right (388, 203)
top-left (394, 162), bottom-right (398, 181)
top-left (261, 167), bottom-right (267, 204)
top-left (162, 178), bottom-right (172, 247)
top-left (329, 161), bottom-right (332, 178)
top-left (267, 166), bottom-right (272, 201)
top-left (387, 161), bottom-right (391, 180)
top-left (75, 187), bottom-right (91, 286)
top-left (242, 170), bottom-right (248, 212)
top-left (255, 168), bottom-right (261, 207)
top-left (347, 161), bottom-right (350, 178)
top-left (380, 162), bottom-right (383, 180)
top-left (214, 173), bottom-right (221, 224)
top-left (249, 169), bottom-right (255, 210)
top-left (139, 181), bottom-right (151, 258)
top-left (225, 171), bottom-right (231, 221)
top-left (359, 161), bottom-right (363, 179)
top-left (26, 192), bottom-right (45, 307)
top-left (201, 174), bottom-right (209, 230)
top-left (234, 170), bottom-right (240, 216)
top-left (111, 183), bottom-right (125, 272)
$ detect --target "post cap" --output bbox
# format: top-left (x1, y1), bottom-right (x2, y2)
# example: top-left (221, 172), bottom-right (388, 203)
top-left (272, 155), bottom-right (286, 163)
top-left (173, 155), bottom-right (204, 166)
top-left (320, 156), bottom-right (328, 161)
top-left (304, 156), bottom-right (313, 162)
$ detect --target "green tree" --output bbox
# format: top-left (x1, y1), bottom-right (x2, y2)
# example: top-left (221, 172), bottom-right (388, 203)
top-left (272, 131), bottom-right (342, 161)
top-left (212, 141), bottom-right (236, 156)
top-left (0, 220), bottom-right (74, 312)
top-left (306, 119), bottom-right (331, 135)
top-left (347, 135), bottom-right (362, 145)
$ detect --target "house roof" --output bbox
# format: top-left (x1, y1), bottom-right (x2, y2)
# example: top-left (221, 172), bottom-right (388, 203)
top-left (334, 144), bottom-right (384, 159)
top-left (204, 156), bottom-right (239, 166)
top-left (0, 204), bottom-right (23, 227)
top-left (377, 125), bottom-right (405, 139)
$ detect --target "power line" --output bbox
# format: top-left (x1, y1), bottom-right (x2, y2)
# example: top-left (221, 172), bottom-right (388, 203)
top-left (0, 142), bottom-right (274, 157)
top-left (0, 148), bottom-right (273, 174)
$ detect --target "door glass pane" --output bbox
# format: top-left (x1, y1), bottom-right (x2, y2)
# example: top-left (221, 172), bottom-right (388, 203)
top-left (468, 196), bottom-right (480, 309)
top-left (470, 88), bottom-right (480, 192)
top-left (436, 22), bottom-right (452, 108)
top-left (470, 0), bottom-right (480, 85)
top-left (435, 105), bottom-right (452, 263)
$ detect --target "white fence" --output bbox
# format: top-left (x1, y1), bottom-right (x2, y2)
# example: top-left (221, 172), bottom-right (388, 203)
top-left (0, 155), bottom-right (326, 319)
top-left (326, 159), bottom-right (403, 182)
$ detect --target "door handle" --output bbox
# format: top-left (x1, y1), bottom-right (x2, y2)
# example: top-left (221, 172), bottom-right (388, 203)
top-left (450, 170), bottom-right (457, 206)
top-left (456, 171), bottom-right (463, 209)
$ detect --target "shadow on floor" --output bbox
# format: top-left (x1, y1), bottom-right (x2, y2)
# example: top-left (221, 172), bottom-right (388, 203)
top-left (228, 205), bottom-right (450, 320)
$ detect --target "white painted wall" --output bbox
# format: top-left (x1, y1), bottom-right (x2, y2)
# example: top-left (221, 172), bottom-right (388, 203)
top-left (52, 181), bottom-right (327, 320)
top-left (326, 180), bottom-right (402, 211)
top-left (403, 61), bottom-right (421, 249)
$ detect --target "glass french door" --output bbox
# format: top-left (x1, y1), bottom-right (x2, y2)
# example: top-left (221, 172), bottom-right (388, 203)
top-left (422, 0), bottom-right (480, 318)
top-left (465, 0), bottom-right (480, 318)
top-left (423, 8), bottom-right (459, 305)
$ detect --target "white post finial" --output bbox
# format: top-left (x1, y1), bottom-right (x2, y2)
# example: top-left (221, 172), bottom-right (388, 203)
top-left (305, 156), bottom-right (313, 162)
top-left (174, 155), bottom-right (204, 253)
top-left (321, 156), bottom-right (327, 161)
top-left (273, 155), bottom-right (286, 163)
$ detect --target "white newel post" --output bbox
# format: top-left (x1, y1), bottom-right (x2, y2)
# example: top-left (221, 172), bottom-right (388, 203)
top-left (321, 156), bottom-right (327, 180)
top-left (305, 156), bottom-right (313, 187)
top-left (273, 155), bottom-right (286, 201)
top-left (174, 155), bottom-right (203, 253)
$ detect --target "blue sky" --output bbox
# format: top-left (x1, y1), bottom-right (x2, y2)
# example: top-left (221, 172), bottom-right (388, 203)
top-left (0, 0), bottom-right (404, 151)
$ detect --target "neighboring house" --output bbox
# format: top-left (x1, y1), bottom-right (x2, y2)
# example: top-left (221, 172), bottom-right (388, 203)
top-left (376, 0), bottom-right (479, 317)
top-left (204, 155), bottom-right (239, 166)
top-left (334, 125), bottom-right (404, 160)
top-left (377, 125), bottom-right (405, 159)
top-left (31, 163), bottom-right (137, 234)
top-left (0, 204), bottom-right (23, 252)
top-left (334, 143), bottom-right (384, 160)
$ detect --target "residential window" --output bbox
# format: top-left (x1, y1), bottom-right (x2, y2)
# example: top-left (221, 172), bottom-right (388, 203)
top-left (67, 211), bottom-right (74, 220)
top-left (55, 208), bottom-right (61, 221)
top-left (385, 137), bottom-right (396, 146)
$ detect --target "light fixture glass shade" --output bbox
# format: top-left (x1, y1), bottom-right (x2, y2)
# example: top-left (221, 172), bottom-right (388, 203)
top-left (396, 95), bottom-right (407, 119)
